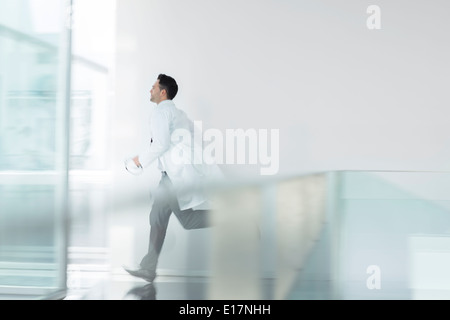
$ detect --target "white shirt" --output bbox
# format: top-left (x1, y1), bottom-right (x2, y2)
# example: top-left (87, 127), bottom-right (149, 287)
top-left (138, 99), bottom-right (223, 210)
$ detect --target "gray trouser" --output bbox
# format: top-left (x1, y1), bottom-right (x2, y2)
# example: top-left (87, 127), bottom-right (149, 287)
top-left (139, 171), bottom-right (210, 272)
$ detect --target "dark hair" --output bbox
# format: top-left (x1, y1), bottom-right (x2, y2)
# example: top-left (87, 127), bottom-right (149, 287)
top-left (157, 74), bottom-right (178, 100)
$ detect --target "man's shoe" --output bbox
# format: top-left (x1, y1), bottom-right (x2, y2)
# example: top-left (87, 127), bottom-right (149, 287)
top-left (123, 266), bottom-right (156, 282)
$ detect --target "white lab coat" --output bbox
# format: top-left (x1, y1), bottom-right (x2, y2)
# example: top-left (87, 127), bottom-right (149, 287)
top-left (137, 99), bottom-right (223, 211)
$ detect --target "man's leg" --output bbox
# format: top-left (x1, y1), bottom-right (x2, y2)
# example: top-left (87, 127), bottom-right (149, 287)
top-left (125, 175), bottom-right (173, 282)
top-left (163, 174), bottom-right (212, 230)
top-left (139, 193), bottom-right (173, 275)
top-left (173, 208), bottom-right (211, 230)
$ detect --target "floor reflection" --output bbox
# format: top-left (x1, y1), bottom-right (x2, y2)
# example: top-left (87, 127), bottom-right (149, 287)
top-left (124, 283), bottom-right (157, 300)
top-left (65, 273), bottom-right (212, 300)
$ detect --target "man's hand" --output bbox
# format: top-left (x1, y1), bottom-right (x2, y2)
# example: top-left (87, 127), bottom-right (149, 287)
top-left (125, 157), bottom-right (143, 175)
top-left (133, 156), bottom-right (142, 168)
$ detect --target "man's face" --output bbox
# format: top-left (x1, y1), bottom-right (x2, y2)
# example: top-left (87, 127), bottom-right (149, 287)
top-left (150, 80), bottom-right (163, 103)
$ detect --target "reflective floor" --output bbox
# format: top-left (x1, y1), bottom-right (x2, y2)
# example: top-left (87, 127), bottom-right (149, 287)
top-left (64, 273), bottom-right (277, 300)
top-left (63, 205), bottom-right (277, 300)
top-left (65, 274), bottom-right (210, 300)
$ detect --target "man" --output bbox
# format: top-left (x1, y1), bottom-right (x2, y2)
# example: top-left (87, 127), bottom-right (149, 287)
top-left (124, 74), bottom-right (222, 282)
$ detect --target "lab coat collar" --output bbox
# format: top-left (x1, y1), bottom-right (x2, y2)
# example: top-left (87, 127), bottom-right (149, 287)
top-left (157, 99), bottom-right (175, 108)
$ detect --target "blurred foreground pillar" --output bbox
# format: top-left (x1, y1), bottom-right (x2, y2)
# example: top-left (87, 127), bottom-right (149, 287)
top-left (208, 185), bottom-right (262, 299)
top-left (207, 173), bottom-right (328, 300)
top-left (275, 174), bottom-right (327, 299)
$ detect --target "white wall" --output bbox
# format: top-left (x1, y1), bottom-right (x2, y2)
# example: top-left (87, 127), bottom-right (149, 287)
top-left (115, 0), bottom-right (450, 178)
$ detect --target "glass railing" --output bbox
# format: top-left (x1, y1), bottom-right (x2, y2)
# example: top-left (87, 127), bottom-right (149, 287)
top-left (287, 170), bottom-right (450, 300)
top-left (206, 170), bottom-right (450, 300)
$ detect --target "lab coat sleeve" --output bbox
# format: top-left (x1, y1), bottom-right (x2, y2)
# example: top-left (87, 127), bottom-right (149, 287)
top-left (137, 108), bottom-right (171, 168)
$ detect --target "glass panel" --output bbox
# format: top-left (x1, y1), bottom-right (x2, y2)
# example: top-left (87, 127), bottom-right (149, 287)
top-left (0, 0), bottom-right (71, 299)
top-left (0, 184), bottom-right (58, 287)
top-left (64, 0), bottom-right (115, 298)
top-left (337, 171), bottom-right (450, 299)
top-left (286, 171), bottom-right (450, 300)
top-left (70, 60), bottom-right (110, 171)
